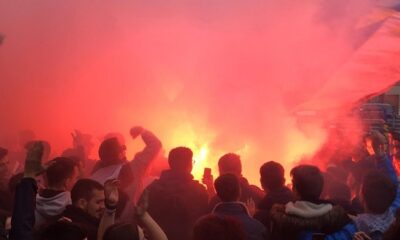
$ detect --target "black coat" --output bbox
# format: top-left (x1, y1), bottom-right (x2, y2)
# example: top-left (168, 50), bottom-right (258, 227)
top-left (254, 186), bottom-right (295, 228)
top-left (145, 170), bottom-right (209, 240)
top-left (62, 205), bottom-right (99, 240)
top-left (9, 178), bottom-right (37, 240)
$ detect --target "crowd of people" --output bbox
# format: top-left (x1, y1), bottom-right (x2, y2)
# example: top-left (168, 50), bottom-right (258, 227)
top-left (0, 125), bottom-right (399, 240)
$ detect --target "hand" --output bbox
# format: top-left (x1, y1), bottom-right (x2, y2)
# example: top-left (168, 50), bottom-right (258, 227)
top-left (202, 174), bottom-right (214, 188)
top-left (24, 141), bottom-right (45, 178)
top-left (104, 179), bottom-right (120, 208)
top-left (353, 232), bottom-right (371, 240)
top-left (246, 198), bottom-right (256, 217)
top-left (135, 189), bottom-right (149, 218)
top-left (130, 126), bottom-right (144, 139)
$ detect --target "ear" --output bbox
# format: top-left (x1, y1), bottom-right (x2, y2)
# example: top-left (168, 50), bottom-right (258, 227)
top-left (76, 198), bottom-right (88, 210)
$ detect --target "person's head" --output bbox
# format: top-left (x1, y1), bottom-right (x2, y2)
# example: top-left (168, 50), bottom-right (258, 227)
top-left (71, 179), bottom-right (105, 219)
top-left (168, 147), bottom-right (193, 173)
top-left (218, 153), bottom-right (242, 176)
top-left (46, 157), bottom-right (79, 191)
top-left (214, 174), bottom-right (240, 202)
top-left (364, 131), bottom-right (387, 156)
top-left (361, 170), bottom-right (396, 214)
top-left (260, 161), bottom-right (285, 192)
top-left (193, 214), bottom-right (245, 240)
top-left (42, 221), bottom-right (87, 240)
top-left (98, 137), bottom-right (126, 164)
top-left (103, 223), bottom-right (139, 240)
top-left (327, 181), bottom-right (351, 202)
top-left (291, 165), bottom-right (324, 202)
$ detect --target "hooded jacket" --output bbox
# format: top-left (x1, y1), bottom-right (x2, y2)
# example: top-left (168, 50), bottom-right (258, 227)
top-left (270, 201), bottom-right (351, 240)
top-left (35, 190), bottom-right (71, 229)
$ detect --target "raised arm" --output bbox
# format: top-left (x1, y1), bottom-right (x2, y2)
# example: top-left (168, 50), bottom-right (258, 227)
top-left (135, 190), bottom-right (167, 240)
top-left (10, 142), bottom-right (44, 240)
top-left (97, 179), bottom-right (119, 240)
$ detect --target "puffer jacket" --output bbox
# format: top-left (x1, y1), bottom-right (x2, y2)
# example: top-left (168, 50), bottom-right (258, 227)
top-left (270, 201), bottom-right (351, 240)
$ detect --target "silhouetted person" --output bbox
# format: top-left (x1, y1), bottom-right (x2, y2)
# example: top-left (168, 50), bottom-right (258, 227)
top-left (61, 179), bottom-right (105, 240)
top-left (353, 171), bottom-right (398, 239)
top-left (209, 153), bottom-right (264, 210)
top-left (10, 141), bottom-right (45, 240)
top-left (145, 147), bottom-right (208, 240)
top-left (254, 161), bottom-right (295, 229)
top-left (326, 180), bottom-right (354, 215)
top-left (193, 214), bottom-right (246, 240)
top-left (35, 157), bottom-right (79, 229)
top-left (270, 165), bottom-right (350, 240)
top-left (212, 174), bottom-right (267, 240)
top-left (91, 127), bottom-right (161, 220)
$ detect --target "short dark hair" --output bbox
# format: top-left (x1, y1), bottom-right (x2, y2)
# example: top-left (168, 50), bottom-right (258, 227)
top-left (46, 157), bottom-right (77, 188)
top-left (193, 214), bottom-right (245, 240)
top-left (291, 165), bottom-right (324, 202)
top-left (214, 174), bottom-right (240, 202)
top-left (168, 147), bottom-right (193, 172)
top-left (42, 221), bottom-right (87, 240)
top-left (260, 161), bottom-right (285, 191)
top-left (71, 179), bottom-right (103, 205)
top-left (218, 153), bottom-right (242, 175)
top-left (99, 137), bottom-right (124, 162)
top-left (361, 170), bottom-right (396, 214)
top-left (103, 223), bottom-right (139, 240)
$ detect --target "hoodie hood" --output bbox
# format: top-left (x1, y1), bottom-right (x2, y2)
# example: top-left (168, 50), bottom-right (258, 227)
top-left (285, 201), bottom-right (333, 218)
top-left (354, 209), bottom-right (396, 235)
top-left (36, 191), bottom-right (71, 218)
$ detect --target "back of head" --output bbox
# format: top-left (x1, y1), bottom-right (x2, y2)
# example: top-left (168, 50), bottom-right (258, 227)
top-left (99, 137), bottom-right (125, 163)
top-left (327, 181), bottom-right (351, 202)
top-left (291, 165), bottom-right (324, 202)
top-left (103, 223), bottom-right (139, 240)
top-left (168, 147), bottom-right (193, 173)
top-left (42, 221), bottom-right (86, 240)
top-left (214, 174), bottom-right (240, 202)
top-left (46, 157), bottom-right (77, 189)
top-left (218, 153), bottom-right (242, 176)
top-left (361, 170), bottom-right (396, 214)
top-left (260, 161), bottom-right (285, 192)
top-left (71, 179), bottom-right (103, 205)
top-left (193, 214), bottom-right (245, 240)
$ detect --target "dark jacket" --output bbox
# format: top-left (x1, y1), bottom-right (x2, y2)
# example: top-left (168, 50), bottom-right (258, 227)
top-left (213, 202), bottom-right (267, 240)
top-left (10, 178), bottom-right (37, 240)
top-left (62, 205), bottom-right (99, 240)
top-left (146, 169), bottom-right (209, 240)
top-left (209, 176), bottom-right (264, 211)
top-left (270, 202), bottom-right (351, 240)
top-left (254, 186), bottom-right (295, 228)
